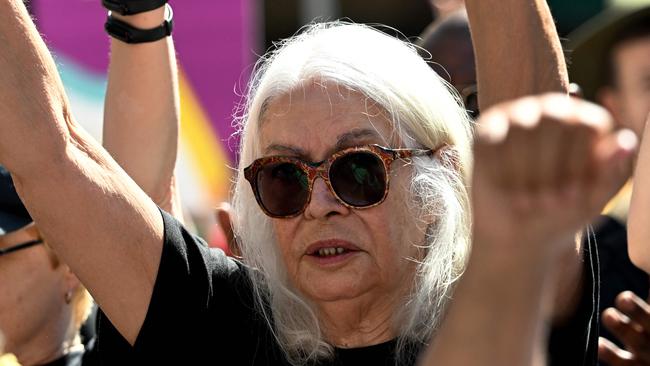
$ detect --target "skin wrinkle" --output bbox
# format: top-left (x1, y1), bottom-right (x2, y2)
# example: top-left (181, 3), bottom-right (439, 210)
top-left (52, 132), bottom-right (159, 324)
top-left (0, 0), bottom-right (166, 345)
top-left (258, 83), bottom-right (427, 348)
top-left (264, 129), bottom-right (382, 159)
top-left (262, 81), bottom-right (398, 150)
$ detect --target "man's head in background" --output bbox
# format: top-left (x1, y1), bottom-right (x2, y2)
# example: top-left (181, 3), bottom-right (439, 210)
top-left (569, 4), bottom-right (650, 138)
top-left (0, 166), bottom-right (91, 365)
top-left (418, 10), bottom-right (479, 117)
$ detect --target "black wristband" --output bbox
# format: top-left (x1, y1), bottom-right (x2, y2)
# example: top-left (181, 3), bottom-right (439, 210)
top-left (105, 3), bottom-right (173, 44)
top-left (102, 0), bottom-right (168, 15)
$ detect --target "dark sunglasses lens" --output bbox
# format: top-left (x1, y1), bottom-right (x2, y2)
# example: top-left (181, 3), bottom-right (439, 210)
top-left (330, 152), bottom-right (386, 207)
top-left (256, 162), bottom-right (309, 216)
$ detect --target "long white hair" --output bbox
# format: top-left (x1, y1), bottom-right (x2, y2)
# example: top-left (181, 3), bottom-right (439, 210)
top-left (232, 21), bottom-right (473, 365)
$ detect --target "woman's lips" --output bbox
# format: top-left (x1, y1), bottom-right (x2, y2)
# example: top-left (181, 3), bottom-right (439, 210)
top-left (305, 240), bottom-right (361, 266)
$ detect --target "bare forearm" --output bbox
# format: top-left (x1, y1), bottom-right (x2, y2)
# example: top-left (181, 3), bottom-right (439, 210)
top-left (14, 126), bottom-right (164, 344)
top-left (628, 114), bottom-right (650, 272)
top-left (0, 0), bottom-right (164, 344)
top-left (465, 0), bottom-right (569, 110)
top-left (103, 7), bottom-right (182, 217)
top-left (421, 240), bottom-right (553, 366)
top-left (0, 0), bottom-right (70, 173)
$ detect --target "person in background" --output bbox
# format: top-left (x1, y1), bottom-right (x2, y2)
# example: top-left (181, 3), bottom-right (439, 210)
top-left (568, 3), bottom-right (650, 364)
top-left (417, 10), bottom-right (477, 117)
top-left (417, 8), bottom-right (582, 118)
top-left (0, 166), bottom-right (92, 366)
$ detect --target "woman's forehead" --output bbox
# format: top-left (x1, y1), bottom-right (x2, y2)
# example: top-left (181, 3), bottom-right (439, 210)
top-left (258, 84), bottom-right (395, 158)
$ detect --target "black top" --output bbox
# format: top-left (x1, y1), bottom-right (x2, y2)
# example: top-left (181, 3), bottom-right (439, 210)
top-left (94, 210), bottom-right (600, 365)
top-left (594, 215), bottom-right (649, 348)
top-left (0, 165), bottom-right (32, 234)
top-left (547, 226), bottom-right (600, 366)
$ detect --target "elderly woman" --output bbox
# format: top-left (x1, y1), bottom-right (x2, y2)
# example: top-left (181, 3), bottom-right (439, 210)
top-left (93, 21), bottom-right (472, 365)
top-left (0, 0), bottom-right (617, 365)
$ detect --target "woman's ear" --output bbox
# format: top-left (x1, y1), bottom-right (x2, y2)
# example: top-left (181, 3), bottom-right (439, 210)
top-left (62, 265), bottom-right (81, 303)
top-left (214, 203), bottom-right (241, 259)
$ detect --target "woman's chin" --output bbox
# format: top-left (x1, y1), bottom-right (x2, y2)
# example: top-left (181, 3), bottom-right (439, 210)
top-left (297, 271), bottom-right (373, 303)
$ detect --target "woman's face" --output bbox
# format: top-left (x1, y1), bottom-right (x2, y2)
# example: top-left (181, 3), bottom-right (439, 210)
top-left (258, 82), bottom-right (427, 309)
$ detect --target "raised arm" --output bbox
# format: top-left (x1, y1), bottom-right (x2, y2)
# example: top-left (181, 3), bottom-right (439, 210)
top-left (465, 0), bottom-right (569, 110)
top-left (420, 94), bottom-right (636, 366)
top-left (103, 5), bottom-right (183, 219)
top-left (466, 0), bottom-right (585, 329)
top-left (628, 113), bottom-right (650, 273)
top-left (0, 0), bottom-right (163, 345)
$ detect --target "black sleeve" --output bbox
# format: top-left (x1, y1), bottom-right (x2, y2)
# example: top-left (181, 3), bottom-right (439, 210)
top-left (94, 209), bottom-right (264, 365)
top-left (547, 228), bottom-right (600, 366)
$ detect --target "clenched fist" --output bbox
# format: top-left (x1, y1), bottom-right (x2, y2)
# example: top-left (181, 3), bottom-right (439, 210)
top-left (472, 93), bottom-right (636, 259)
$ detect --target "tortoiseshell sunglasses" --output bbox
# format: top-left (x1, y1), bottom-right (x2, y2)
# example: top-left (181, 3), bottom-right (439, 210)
top-left (244, 144), bottom-right (435, 218)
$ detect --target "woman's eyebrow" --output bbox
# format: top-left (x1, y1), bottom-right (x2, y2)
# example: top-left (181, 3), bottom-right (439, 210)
top-left (335, 129), bottom-right (382, 150)
top-left (263, 143), bottom-right (308, 158)
top-left (262, 129), bottom-right (381, 159)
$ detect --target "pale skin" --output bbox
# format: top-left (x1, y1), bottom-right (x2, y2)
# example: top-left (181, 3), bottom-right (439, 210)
top-left (629, 113), bottom-right (650, 274)
top-left (629, 110), bottom-right (650, 276)
top-left (618, 37), bottom-right (650, 272)
top-left (103, 6), bottom-right (183, 218)
top-left (465, 0), bottom-right (569, 111)
top-left (0, 4), bottom-right (181, 363)
top-left (0, 0), bottom-right (163, 345)
top-left (421, 94), bottom-right (637, 366)
top-left (260, 82), bottom-right (426, 347)
top-left (0, 224), bottom-right (81, 366)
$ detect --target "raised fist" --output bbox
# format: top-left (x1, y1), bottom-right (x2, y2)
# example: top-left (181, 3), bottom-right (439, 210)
top-left (472, 93), bottom-right (636, 258)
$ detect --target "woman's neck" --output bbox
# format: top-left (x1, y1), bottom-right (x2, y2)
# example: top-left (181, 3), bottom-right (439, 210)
top-left (15, 332), bottom-right (81, 366)
top-left (316, 292), bottom-right (401, 348)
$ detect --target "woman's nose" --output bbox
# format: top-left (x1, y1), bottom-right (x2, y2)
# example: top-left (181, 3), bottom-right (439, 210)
top-left (303, 177), bottom-right (350, 219)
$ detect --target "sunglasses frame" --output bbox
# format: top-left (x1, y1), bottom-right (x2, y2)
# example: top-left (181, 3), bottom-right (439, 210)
top-left (0, 239), bottom-right (44, 257)
top-left (244, 144), bottom-right (435, 218)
